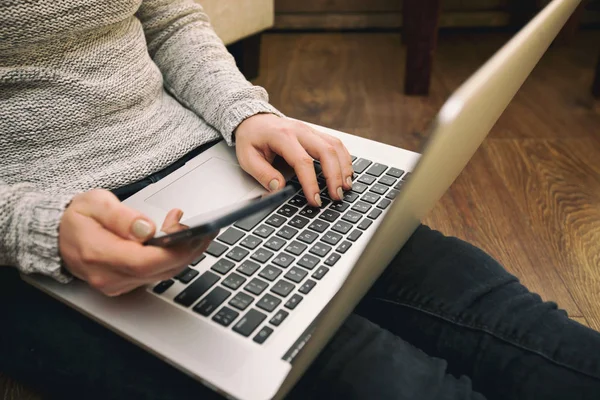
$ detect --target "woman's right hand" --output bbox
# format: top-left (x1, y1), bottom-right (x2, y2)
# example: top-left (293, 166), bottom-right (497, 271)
top-left (59, 189), bottom-right (213, 296)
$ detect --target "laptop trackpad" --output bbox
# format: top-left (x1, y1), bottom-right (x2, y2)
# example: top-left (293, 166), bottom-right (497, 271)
top-left (144, 157), bottom-right (261, 218)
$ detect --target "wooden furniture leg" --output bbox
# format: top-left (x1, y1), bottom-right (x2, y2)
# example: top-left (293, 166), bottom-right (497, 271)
top-left (228, 33), bottom-right (262, 81)
top-left (593, 51), bottom-right (600, 99)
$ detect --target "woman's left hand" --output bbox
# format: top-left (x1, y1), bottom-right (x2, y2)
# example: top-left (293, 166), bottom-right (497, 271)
top-left (234, 114), bottom-right (354, 207)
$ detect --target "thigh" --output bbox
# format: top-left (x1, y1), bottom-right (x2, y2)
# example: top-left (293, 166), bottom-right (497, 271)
top-left (0, 268), bottom-right (484, 400)
top-left (356, 224), bottom-right (600, 400)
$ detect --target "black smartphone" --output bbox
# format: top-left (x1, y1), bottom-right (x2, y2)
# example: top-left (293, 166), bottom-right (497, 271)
top-left (144, 185), bottom-right (296, 247)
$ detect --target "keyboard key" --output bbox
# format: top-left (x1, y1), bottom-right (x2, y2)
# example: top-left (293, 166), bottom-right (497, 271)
top-left (284, 294), bottom-right (303, 310)
top-left (324, 252), bottom-right (341, 266)
top-left (234, 202), bottom-right (279, 231)
top-left (297, 230), bottom-right (319, 244)
top-left (265, 237), bottom-right (287, 251)
top-left (309, 242), bottom-right (332, 257)
top-left (223, 272), bottom-right (247, 290)
top-left (229, 291), bottom-right (254, 311)
top-left (285, 240), bottom-right (308, 256)
top-left (245, 278), bottom-right (269, 295)
top-left (254, 224), bottom-right (275, 238)
top-left (358, 174), bottom-right (376, 185)
top-left (319, 196), bottom-right (332, 208)
top-left (351, 201), bottom-right (371, 214)
top-left (240, 235), bottom-right (262, 250)
top-left (378, 175), bottom-right (397, 186)
top-left (342, 191), bottom-right (359, 203)
top-left (257, 293), bottom-right (282, 312)
top-left (337, 241), bottom-right (352, 254)
top-left (212, 306), bottom-right (239, 327)
top-left (175, 267), bottom-right (199, 284)
top-left (251, 248), bottom-right (274, 263)
top-left (284, 266), bottom-right (308, 283)
top-left (289, 215), bottom-right (309, 229)
top-left (253, 326), bottom-right (274, 344)
top-left (370, 184), bottom-right (388, 195)
top-left (238, 260), bottom-right (260, 276)
top-left (329, 202), bottom-right (349, 212)
top-left (288, 196), bottom-right (307, 207)
top-left (174, 271), bottom-right (220, 307)
top-left (270, 309), bottom-right (289, 326)
top-left (206, 241), bottom-right (228, 258)
top-left (320, 209), bottom-right (340, 222)
top-left (353, 158), bottom-right (372, 174)
top-left (217, 227), bottom-right (245, 245)
top-left (277, 204), bottom-right (299, 218)
top-left (317, 177), bottom-right (327, 190)
top-left (298, 253), bottom-right (320, 270)
top-left (351, 182), bottom-right (368, 194)
top-left (386, 189), bottom-right (399, 200)
top-left (259, 265), bottom-right (283, 281)
top-left (190, 253), bottom-right (206, 266)
top-left (322, 231), bottom-right (343, 246)
top-left (271, 279), bottom-right (295, 297)
top-left (193, 286), bottom-right (231, 316)
top-left (358, 218), bottom-right (373, 230)
top-left (394, 181), bottom-right (404, 190)
top-left (348, 229), bottom-right (363, 242)
top-left (312, 266), bottom-right (329, 280)
top-left (226, 246), bottom-right (249, 262)
top-left (366, 163), bottom-right (388, 177)
top-left (153, 279), bottom-right (174, 294)
top-left (332, 220), bottom-right (352, 234)
top-left (342, 211), bottom-right (362, 224)
top-left (266, 214), bottom-right (286, 228)
top-left (361, 192), bottom-right (380, 204)
top-left (299, 279), bottom-right (317, 294)
top-left (277, 225), bottom-right (298, 240)
top-left (233, 309), bottom-right (267, 336)
top-left (308, 219), bottom-right (329, 233)
top-left (288, 177), bottom-right (302, 192)
top-left (386, 167), bottom-right (405, 178)
top-left (377, 199), bottom-right (392, 209)
top-left (299, 206), bottom-right (320, 219)
top-left (367, 208), bottom-right (382, 220)
top-left (273, 253), bottom-right (295, 268)
top-left (211, 259), bottom-right (235, 275)
top-left (402, 172), bottom-right (411, 181)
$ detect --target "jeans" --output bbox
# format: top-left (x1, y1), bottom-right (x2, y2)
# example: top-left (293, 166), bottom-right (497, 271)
top-left (2, 148), bottom-right (599, 400)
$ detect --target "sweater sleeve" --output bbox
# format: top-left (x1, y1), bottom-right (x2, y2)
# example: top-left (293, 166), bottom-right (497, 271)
top-left (0, 181), bottom-right (75, 283)
top-left (135, 0), bottom-right (284, 146)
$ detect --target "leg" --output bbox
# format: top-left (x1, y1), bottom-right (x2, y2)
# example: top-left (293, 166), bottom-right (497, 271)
top-left (403, 0), bottom-right (442, 96)
top-left (227, 33), bottom-right (262, 81)
top-left (0, 267), bottom-right (485, 400)
top-left (355, 225), bottom-right (600, 400)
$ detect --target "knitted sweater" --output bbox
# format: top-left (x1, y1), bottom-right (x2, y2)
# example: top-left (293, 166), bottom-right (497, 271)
top-left (0, 0), bottom-right (282, 283)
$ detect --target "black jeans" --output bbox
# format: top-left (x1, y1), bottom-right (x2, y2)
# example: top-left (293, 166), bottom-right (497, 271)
top-left (2, 153), bottom-right (600, 400)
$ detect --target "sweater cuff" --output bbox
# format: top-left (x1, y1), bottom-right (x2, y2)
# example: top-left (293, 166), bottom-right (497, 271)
top-left (221, 99), bottom-right (285, 146)
top-left (17, 192), bottom-right (76, 284)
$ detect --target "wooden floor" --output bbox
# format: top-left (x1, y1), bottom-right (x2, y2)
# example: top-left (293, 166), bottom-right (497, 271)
top-left (3, 30), bottom-right (600, 399)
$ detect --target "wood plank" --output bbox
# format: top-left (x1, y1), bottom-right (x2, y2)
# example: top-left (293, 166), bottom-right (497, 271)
top-left (275, 0), bottom-right (508, 13)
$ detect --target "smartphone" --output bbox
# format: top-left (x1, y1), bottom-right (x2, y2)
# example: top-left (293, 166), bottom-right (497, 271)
top-left (144, 185), bottom-right (296, 247)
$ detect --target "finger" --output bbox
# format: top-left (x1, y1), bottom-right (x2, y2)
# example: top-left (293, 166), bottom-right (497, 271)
top-left (78, 189), bottom-right (156, 242)
top-left (161, 208), bottom-right (189, 234)
top-left (237, 147), bottom-right (286, 192)
top-left (269, 134), bottom-right (322, 207)
top-left (295, 128), bottom-right (344, 201)
top-left (315, 130), bottom-right (354, 190)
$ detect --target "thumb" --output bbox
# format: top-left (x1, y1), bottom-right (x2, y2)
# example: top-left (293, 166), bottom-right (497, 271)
top-left (78, 189), bottom-right (156, 242)
top-left (243, 149), bottom-right (286, 192)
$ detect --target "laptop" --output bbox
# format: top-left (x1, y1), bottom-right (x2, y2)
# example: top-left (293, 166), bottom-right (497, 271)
top-left (23, 0), bottom-right (580, 399)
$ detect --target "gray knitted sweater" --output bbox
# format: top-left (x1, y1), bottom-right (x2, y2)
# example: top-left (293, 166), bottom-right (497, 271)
top-left (0, 0), bottom-right (282, 283)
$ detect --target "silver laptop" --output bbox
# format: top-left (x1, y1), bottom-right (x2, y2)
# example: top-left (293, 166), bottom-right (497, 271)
top-left (23, 1), bottom-right (580, 399)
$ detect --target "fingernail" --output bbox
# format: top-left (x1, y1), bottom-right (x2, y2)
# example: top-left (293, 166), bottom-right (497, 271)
top-left (337, 187), bottom-right (344, 199)
top-left (131, 219), bottom-right (153, 239)
top-left (268, 179), bottom-right (279, 191)
top-left (314, 193), bottom-right (322, 207)
top-left (346, 176), bottom-right (352, 187)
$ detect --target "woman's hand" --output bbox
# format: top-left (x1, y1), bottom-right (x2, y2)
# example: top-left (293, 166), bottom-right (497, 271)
top-left (234, 114), bottom-right (354, 207)
top-left (59, 189), bottom-right (214, 296)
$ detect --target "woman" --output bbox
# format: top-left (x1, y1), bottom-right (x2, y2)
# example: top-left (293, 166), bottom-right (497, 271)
top-left (1, 1), bottom-right (599, 399)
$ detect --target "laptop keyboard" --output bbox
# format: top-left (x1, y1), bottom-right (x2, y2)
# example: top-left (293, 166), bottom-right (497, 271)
top-left (151, 157), bottom-right (409, 344)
